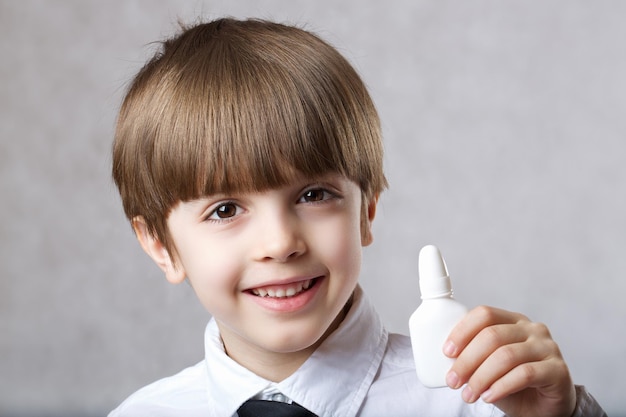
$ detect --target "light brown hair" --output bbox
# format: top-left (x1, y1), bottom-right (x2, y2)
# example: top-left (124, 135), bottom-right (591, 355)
top-left (112, 18), bottom-right (387, 255)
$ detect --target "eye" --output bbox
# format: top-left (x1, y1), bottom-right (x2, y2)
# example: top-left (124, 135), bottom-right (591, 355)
top-left (299, 188), bottom-right (334, 203)
top-left (206, 202), bottom-right (241, 221)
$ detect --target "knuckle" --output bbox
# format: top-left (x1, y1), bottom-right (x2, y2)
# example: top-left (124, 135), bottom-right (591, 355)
top-left (518, 363), bottom-right (537, 384)
top-left (497, 344), bottom-right (518, 367)
top-left (528, 321), bottom-right (553, 341)
top-left (482, 325), bottom-right (503, 347)
top-left (474, 305), bottom-right (497, 321)
top-left (545, 338), bottom-right (561, 356)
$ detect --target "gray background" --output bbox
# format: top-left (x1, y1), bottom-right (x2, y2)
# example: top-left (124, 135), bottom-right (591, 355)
top-left (1, 0), bottom-right (624, 416)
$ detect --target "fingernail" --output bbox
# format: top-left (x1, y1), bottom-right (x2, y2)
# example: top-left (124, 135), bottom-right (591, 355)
top-left (446, 371), bottom-right (460, 389)
top-left (443, 340), bottom-right (457, 357)
top-left (462, 386), bottom-right (476, 403)
top-left (481, 389), bottom-right (493, 403)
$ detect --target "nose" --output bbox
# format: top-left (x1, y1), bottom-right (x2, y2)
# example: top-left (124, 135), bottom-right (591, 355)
top-left (252, 210), bottom-right (306, 263)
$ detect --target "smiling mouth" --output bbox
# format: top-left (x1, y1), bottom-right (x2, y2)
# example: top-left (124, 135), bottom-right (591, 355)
top-left (249, 278), bottom-right (317, 298)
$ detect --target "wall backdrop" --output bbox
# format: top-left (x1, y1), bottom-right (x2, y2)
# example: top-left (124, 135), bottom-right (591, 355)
top-left (1, 1), bottom-right (624, 415)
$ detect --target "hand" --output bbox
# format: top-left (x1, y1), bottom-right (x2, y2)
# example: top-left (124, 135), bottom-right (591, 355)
top-left (444, 306), bottom-right (577, 417)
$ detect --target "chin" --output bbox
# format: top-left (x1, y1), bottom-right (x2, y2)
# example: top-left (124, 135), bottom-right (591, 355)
top-left (261, 324), bottom-right (329, 354)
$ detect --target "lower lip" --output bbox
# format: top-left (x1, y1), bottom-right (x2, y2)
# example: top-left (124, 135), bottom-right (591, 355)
top-left (246, 277), bottom-right (323, 313)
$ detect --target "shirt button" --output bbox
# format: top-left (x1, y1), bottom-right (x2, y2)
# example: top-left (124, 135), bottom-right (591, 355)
top-left (271, 393), bottom-right (287, 403)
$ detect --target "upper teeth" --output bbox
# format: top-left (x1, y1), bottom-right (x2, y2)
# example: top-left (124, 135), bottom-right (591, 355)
top-left (252, 279), bottom-right (313, 298)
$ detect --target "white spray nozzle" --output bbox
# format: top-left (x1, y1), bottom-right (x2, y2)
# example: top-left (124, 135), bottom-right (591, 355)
top-left (418, 245), bottom-right (453, 299)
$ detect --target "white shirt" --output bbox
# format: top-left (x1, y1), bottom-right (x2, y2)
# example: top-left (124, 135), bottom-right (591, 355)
top-left (109, 286), bottom-right (605, 417)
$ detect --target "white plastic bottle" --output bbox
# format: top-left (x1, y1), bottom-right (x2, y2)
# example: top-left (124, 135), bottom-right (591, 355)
top-left (409, 245), bottom-right (468, 388)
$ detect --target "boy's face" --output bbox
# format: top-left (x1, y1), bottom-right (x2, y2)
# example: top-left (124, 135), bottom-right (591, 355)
top-left (135, 173), bottom-right (376, 377)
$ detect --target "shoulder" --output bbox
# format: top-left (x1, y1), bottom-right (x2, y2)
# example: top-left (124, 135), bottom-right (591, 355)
top-left (108, 360), bottom-right (211, 417)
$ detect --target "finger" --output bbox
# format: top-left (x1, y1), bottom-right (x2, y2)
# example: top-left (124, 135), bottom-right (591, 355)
top-left (462, 339), bottom-right (552, 402)
top-left (445, 305), bottom-right (529, 358)
top-left (447, 323), bottom-right (529, 389)
top-left (482, 356), bottom-right (569, 404)
top-left (483, 352), bottom-right (576, 417)
top-left (461, 361), bottom-right (550, 404)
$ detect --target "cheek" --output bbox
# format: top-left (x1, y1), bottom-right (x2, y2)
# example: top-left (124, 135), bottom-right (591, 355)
top-left (177, 245), bottom-right (243, 310)
top-left (314, 212), bottom-right (363, 276)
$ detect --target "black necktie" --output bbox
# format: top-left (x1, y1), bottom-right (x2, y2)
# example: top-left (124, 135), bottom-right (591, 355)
top-left (237, 399), bottom-right (318, 417)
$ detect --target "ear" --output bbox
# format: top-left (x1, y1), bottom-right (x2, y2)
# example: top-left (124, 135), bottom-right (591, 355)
top-left (132, 217), bottom-right (187, 284)
top-left (361, 194), bottom-right (378, 247)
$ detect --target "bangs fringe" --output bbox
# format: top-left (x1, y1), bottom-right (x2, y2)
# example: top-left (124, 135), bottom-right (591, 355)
top-left (149, 27), bottom-right (377, 203)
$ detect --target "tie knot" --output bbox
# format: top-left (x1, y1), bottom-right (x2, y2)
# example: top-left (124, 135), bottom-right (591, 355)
top-left (237, 399), bottom-right (318, 417)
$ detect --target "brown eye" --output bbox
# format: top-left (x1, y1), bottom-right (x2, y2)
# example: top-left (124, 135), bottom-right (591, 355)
top-left (301, 189), bottom-right (329, 203)
top-left (207, 202), bottom-right (240, 221)
top-left (215, 203), bottom-right (237, 218)
top-left (305, 190), bottom-right (323, 202)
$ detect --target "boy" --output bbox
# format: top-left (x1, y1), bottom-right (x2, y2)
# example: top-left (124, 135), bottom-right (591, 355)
top-left (109, 18), bottom-right (606, 416)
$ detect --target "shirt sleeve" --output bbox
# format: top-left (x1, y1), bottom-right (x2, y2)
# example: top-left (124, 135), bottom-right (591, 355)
top-left (569, 385), bottom-right (607, 417)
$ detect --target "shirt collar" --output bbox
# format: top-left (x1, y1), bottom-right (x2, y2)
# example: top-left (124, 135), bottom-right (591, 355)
top-left (203, 285), bottom-right (388, 417)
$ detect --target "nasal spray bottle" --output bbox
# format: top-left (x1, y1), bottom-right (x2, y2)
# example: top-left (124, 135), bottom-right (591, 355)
top-left (409, 245), bottom-right (468, 388)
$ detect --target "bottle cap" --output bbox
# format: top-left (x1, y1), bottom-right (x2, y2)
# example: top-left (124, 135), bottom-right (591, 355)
top-left (419, 245), bottom-right (453, 298)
